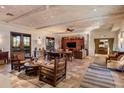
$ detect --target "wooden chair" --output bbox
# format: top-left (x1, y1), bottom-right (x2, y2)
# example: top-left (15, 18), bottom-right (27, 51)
top-left (11, 52), bottom-right (26, 72)
top-left (64, 51), bottom-right (73, 62)
top-left (57, 48), bottom-right (64, 58)
top-left (47, 52), bottom-right (61, 60)
top-left (39, 57), bottom-right (67, 87)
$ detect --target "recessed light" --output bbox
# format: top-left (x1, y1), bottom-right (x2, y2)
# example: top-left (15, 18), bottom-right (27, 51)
top-left (1, 6), bottom-right (5, 9)
top-left (93, 8), bottom-right (97, 12)
top-left (50, 15), bottom-right (54, 19)
top-left (96, 22), bottom-right (100, 25)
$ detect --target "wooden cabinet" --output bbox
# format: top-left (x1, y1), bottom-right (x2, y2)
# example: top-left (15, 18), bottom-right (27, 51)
top-left (73, 51), bottom-right (82, 59)
top-left (10, 32), bottom-right (31, 58)
top-left (0, 52), bottom-right (9, 64)
top-left (61, 37), bottom-right (84, 51)
top-left (61, 37), bottom-right (86, 59)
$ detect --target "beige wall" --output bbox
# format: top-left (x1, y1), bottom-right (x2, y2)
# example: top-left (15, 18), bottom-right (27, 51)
top-left (89, 29), bottom-right (119, 56)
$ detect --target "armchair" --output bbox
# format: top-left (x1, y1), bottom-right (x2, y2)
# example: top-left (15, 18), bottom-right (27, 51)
top-left (11, 52), bottom-right (29, 72)
top-left (106, 51), bottom-right (118, 62)
top-left (39, 57), bottom-right (67, 87)
top-left (107, 55), bottom-right (124, 71)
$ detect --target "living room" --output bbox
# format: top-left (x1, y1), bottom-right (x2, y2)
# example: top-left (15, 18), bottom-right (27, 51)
top-left (1, 4), bottom-right (124, 89)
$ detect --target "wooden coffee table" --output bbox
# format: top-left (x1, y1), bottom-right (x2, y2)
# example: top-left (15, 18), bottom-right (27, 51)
top-left (24, 62), bottom-right (40, 76)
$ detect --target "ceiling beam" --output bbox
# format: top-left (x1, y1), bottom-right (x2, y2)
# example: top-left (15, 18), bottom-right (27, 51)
top-left (36, 11), bottom-right (124, 29)
top-left (5, 6), bottom-right (46, 23)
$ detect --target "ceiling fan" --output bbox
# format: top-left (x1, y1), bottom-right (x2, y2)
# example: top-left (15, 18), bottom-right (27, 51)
top-left (66, 27), bottom-right (74, 32)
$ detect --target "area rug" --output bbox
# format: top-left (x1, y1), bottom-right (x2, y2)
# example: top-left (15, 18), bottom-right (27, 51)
top-left (9, 70), bottom-right (47, 88)
top-left (80, 64), bottom-right (116, 88)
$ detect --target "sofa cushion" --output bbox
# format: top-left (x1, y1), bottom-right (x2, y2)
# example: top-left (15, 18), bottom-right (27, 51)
top-left (107, 59), bottom-right (124, 70)
top-left (117, 55), bottom-right (124, 61)
top-left (20, 61), bottom-right (25, 64)
top-left (107, 61), bottom-right (119, 69)
top-left (118, 60), bottom-right (124, 69)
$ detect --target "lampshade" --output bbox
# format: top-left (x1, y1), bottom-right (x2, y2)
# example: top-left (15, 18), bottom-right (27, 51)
top-left (120, 37), bottom-right (123, 42)
top-left (37, 37), bottom-right (42, 45)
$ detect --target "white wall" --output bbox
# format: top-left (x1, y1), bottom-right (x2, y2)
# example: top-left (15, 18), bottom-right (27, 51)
top-left (0, 23), bottom-right (60, 57)
top-left (33, 27), bottom-right (66, 51)
top-left (0, 22), bottom-right (120, 58)
top-left (0, 23), bottom-right (34, 56)
top-left (31, 30), bottom-right (56, 50)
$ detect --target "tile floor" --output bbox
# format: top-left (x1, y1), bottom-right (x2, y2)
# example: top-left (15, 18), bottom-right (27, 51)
top-left (0, 56), bottom-right (124, 88)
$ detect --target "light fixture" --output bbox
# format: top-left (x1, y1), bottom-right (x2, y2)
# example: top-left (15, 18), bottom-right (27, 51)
top-left (96, 21), bottom-right (100, 25)
top-left (120, 37), bottom-right (123, 42)
top-left (120, 32), bottom-right (123, 42)
top-left (120, 32), bottom-right (124, 48)
top-left (46, 5), bottom-right (49, 10)
top-left (120, 37), bottom-right (123, 48)
top-left (0, 6), bottom-right (5, 9)
top-left (37, 37), bottom-right (42, 45)
top-left (93, 8), bottom-right (97, 12)
top-left (50, 15), bottom-right (54, 19)
top-left (0, 35), bottom-right (2, 44)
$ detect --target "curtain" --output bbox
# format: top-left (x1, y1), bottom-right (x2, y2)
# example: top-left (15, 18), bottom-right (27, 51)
top-left (94, 39), bottom-right (100, 54)
top-left (108, 38), bottom-right (114, 54)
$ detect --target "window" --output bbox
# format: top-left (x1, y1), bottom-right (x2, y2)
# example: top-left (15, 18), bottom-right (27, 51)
top-left (24, 36), bottom-right (30, 48)
top-left (46, 37), bottom-right (55, 51)
top-left (11, 32), bottom-right (31, 58)
top-left (12, 36), bottom-right (21, 48)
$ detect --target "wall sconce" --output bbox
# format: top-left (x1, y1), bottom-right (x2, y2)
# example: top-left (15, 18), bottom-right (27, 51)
top-left (37, 37), bottom-right (42, 45)
top-left (0, 39), bottom-right (2, 44)
top-left (120, 38), bottom-right (123, 48)
top-left (0, 35), bottom-right (2, 44)
top-left (120, 38), bottom-right (123, 42)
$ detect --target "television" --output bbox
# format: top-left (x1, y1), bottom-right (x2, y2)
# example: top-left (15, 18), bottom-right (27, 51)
top-left (67, 42), bottom-right (76, 48)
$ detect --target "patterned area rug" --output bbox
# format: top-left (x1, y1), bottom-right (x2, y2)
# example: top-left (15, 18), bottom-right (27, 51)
top-left (10, 70), bottom-right (47, 87)
top-left (80, 64), bottom-right (115, 88)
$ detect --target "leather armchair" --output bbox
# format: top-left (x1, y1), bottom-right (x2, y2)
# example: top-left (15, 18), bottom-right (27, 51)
top-left (107, 55), bottom-right (124, 71)
top-left (11, 52), bottom-right (29, 72)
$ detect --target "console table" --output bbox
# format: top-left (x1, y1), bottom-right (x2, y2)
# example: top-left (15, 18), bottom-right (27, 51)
top-left (0, 52), bottom-right (9, 64)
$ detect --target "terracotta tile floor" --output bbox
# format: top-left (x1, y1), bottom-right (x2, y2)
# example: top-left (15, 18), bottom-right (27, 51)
top-left (0, 57), bottom-right (92, 88)
top-left (0, 56), bottom-right (124, 88)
